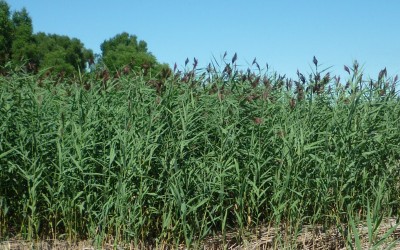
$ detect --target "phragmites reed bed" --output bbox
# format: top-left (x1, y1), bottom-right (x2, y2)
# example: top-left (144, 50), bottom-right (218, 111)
top-left (0, 55), bottom-right (399, 249)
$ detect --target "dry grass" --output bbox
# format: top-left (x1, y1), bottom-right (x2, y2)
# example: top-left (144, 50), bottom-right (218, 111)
top-left (1, 218), bottom-right (399, 249)
top-left (203, 218), bottom-right (400, 249)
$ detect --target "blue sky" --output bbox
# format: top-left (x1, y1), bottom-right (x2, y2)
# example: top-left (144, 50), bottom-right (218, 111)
top-left (7, 0), bottom-right (400, 80)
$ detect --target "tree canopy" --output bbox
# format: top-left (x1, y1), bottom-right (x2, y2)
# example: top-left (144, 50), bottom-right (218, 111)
top-left (100, 32), bottom-right (158, 73)
top-left (33, 32), bottom-right (93, 75)
top-left (0, 0), bottom-right (13, 68)
top-left (10, 7), bottom-right (35, 67)
top-left (1, 0), bottom-right (168, 77)
top-left (0, 0), bottom-right (93, 75)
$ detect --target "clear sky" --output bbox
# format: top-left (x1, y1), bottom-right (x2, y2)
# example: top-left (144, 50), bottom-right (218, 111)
top-left (6, 0), bottom-right (400, 80)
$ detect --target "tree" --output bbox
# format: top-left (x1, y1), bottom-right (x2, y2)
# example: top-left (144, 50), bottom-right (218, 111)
top-left (33, 32), bottom-right (93, 75)
top-left (11, 7), bottom-right (36, 71)
top-left (1, 1), bottom-right (93, 75)
top-left (0, 0), bottom-right (13, 69)
top-left (100, 32), bottom-right (157, 73)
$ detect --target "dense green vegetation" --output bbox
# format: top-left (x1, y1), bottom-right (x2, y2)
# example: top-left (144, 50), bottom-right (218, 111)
top-left (0, 0), bottom-right (93, 75)
top-left (1, 0), bottom-right (400, 249)
top-left (0, 56), bottom-right (399, 248)
top-left (0, 0), bottom-right (166, 76)
top-left (100, 32), bottom-right (169, 75)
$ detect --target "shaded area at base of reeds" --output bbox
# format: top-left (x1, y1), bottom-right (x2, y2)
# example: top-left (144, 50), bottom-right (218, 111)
top-left (1, 218), bottom-right (399, 249)
top-left (1, 57), bottom-right (400, 249)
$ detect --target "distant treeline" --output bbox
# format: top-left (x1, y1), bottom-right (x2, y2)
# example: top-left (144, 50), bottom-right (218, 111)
top-left (0, 0), bottom-right (169, 76)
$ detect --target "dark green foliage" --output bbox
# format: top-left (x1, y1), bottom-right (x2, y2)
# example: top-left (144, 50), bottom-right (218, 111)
top-left (0, 0), bottom-right (13, 69)
top-left (1, 1), bottom-right (169, 78)
top-left (100, 32), bottom-right (158, 73)
top-left (33, 32), bottom-right (93, 75)
top-left (10, 8), bottom-right (36, 71)
top-left (0, 1), bottom-right (94, 75)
